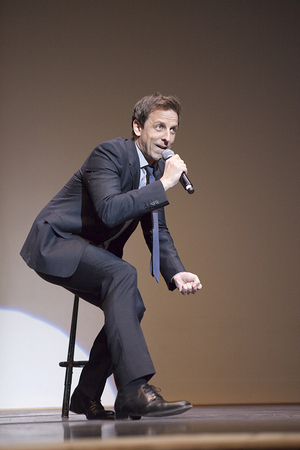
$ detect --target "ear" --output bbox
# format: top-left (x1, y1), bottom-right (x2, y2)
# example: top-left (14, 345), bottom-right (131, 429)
top-left (133, 119), bottom-right (143, 137)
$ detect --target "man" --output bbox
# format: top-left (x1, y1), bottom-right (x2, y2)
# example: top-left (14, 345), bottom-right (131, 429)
top-left (21, 93), bottom-right (202, 420)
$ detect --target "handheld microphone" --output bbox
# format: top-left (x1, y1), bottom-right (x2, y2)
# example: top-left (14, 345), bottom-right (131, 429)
top-left (162, 149), bottom-right (195, 194)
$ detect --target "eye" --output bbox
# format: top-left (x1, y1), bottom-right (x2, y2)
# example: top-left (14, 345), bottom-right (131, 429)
top-left (156, 124), bottom-right (163, 130)
top-left (170, 127), bottom-right (177, 134)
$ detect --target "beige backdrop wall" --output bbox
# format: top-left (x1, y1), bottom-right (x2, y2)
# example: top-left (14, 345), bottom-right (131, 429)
top-left (1, 0), bottom-right (299, 407)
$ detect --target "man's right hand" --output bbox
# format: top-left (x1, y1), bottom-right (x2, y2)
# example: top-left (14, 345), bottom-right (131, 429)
top-left (160, 154), bottom-right (187, 191)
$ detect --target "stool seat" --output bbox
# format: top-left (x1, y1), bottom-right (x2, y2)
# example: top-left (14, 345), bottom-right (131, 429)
top-left (59, 294), bottom-right (88, 418)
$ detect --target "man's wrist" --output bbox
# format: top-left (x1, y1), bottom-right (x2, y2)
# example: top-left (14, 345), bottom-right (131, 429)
top-left (171, 273), bottom-right (180, 284)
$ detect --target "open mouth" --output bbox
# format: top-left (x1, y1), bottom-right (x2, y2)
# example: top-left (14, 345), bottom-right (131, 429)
top-left (155, 144), bottom-right (168, 150)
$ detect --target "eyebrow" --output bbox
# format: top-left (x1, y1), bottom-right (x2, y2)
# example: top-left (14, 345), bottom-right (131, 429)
top-left (154, 120), bottom-right (178, 128)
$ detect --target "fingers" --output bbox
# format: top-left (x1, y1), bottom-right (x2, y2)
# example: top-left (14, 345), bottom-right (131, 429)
top-left (161, 154), bottom-right (187, 191)
top-left (173, 273), bottom-right (202, 295)
top-left (168, 154), bottom-right (187, 174)
top-left (180, 281), bottom-right (202, 295)
top-left (177, 278), bottom-right (202, 295)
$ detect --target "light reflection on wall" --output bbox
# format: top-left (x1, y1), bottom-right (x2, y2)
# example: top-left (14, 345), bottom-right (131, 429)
top-left (0, 309), bottom-right (116, 409)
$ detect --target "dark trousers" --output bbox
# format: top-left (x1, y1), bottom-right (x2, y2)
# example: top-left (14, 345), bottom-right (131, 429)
top-left (37, 242), bottom-right (155, 400)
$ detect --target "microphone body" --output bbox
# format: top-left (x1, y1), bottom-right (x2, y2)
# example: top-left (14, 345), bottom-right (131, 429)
top-left (162, 149), bottom-right (194, 194)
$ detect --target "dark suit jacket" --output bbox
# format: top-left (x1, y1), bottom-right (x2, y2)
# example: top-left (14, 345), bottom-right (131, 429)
top-left (21, 137), bottom-right (185, 289)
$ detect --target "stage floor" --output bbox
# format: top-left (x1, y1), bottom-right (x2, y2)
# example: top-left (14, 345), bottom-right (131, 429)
top-left (0, 404), bottom-right (300, 450)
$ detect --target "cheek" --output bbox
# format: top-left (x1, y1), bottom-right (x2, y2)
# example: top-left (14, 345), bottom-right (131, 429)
top-left (150, 133), bottom-right (160, 143)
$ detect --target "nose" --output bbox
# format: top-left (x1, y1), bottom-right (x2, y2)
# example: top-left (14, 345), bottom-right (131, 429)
top-left (161, 129), bottom-right (171, 145)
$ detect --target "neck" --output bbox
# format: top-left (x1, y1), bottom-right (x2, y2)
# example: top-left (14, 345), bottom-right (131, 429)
top-left (134, 137), bottom-right (155, 165)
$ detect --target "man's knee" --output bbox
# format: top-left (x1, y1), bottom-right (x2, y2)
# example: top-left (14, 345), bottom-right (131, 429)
top-left (121, 260), bottom-right (137, 279)
top-left (100, 259), bottom-right (138, 302)
top-left (114, 260), bottom-right (138, 287)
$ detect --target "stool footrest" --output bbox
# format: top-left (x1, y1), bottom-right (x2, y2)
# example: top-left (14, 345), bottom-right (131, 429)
top-left (59, 361), bottom-right (87, 368)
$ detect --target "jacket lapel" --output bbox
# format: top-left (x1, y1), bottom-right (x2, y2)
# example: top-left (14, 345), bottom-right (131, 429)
top-left (126, 138), bottom-right (140, 190)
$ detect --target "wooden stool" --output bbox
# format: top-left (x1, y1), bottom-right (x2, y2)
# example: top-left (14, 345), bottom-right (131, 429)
top-left (59, 295), bottom-right (88, 418)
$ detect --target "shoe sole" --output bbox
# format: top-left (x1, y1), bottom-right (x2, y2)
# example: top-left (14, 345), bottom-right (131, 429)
top-left (70, 404), bottom-right (115, 420)
top-left (116, 404), bottom-right (192, 420)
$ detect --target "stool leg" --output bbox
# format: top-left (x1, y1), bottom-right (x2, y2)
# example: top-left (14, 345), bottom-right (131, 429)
top-left (62, 295), bottom-right (80, 418)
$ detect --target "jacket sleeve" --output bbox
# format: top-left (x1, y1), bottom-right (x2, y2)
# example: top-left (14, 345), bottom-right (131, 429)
top-left (82, 140), bottom-right (169, 227)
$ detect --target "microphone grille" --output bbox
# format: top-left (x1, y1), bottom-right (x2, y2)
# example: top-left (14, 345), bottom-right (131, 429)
top-left (162, 149), bottom-right (174, 160)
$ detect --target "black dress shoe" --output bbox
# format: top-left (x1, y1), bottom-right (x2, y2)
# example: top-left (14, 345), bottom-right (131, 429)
top-left (70, 387), bottom-right (115, 420)
top-left (114, 383), bottom-right (192, 420)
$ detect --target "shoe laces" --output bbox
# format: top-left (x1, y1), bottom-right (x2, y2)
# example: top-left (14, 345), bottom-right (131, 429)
top-left (90, 400), bottom-right (104, 414)
top-left (144, 384), bottom-right (162, 399)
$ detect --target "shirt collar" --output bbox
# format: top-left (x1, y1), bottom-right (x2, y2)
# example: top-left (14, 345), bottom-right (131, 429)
top-left (134, 142), bottom-right (148, 169)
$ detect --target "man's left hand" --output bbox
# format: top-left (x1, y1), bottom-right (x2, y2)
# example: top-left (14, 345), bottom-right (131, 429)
top-left (173, 272), bottom-right (202, 295)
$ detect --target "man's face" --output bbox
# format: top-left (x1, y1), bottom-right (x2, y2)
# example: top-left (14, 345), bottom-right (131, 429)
top-left (133, 109), bottom-right (178, 164)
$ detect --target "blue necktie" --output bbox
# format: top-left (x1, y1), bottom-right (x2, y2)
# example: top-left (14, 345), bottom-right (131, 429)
top-left (146, 166), bottom-right (160, 283)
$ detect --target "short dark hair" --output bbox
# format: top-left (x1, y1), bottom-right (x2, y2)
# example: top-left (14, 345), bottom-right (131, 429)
top-left (132, 92), bottom-right (181, 136)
